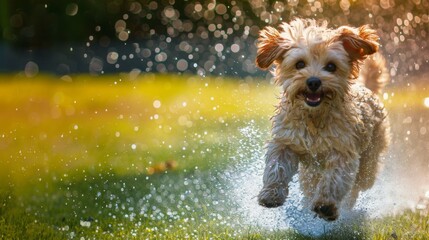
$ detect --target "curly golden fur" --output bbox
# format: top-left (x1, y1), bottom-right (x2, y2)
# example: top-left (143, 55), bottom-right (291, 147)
top-left (255, 19), bottom-right (390, 221)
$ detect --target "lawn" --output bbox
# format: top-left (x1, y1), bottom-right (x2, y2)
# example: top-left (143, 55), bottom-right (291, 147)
top-left (0, 73), bottom-right (428, 239)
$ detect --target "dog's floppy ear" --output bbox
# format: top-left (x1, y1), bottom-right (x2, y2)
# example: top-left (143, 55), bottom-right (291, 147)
top-left (255, 26), bottom-right (287, 70)
top-left (337, 25), bottom-right (379, 61)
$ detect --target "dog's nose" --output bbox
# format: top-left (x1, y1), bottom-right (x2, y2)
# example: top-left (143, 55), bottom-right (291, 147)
top-left (306, 77), bottom-right (321, 92)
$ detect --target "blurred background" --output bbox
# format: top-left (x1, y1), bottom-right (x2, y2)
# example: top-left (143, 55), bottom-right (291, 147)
top-left (1, 0), bottom-right (429, 238)
top-left (1, 0), bottom-right (428, 80)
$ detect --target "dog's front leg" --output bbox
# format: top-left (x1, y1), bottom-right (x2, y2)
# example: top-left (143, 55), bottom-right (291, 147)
top-left (258, 141), bottom-right (298, 208)
top-left (312, 152), bottom-right (359, 221)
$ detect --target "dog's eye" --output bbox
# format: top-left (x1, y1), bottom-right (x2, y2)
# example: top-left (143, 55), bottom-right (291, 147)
top-left (295, 61), bottom-right (306, 70)
top-left (324, 62), bottom-right (337, 72)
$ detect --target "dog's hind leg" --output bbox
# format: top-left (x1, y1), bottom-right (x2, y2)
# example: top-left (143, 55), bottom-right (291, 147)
top-left (312, 152), bottom-right (360, 221)
top-left (346, 143), bottom-right (381, 209)
top-left (258, 141), bottom-right (298, 208)
top-left (350, 121), bottom-right (389, 207)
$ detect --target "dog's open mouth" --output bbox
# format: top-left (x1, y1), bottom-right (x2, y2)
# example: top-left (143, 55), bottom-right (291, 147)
top-left (304, 92), bottom-right (323, 107)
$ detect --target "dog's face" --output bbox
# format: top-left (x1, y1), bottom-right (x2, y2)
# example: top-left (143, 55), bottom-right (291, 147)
top-left (256, 19), bottom-right (379, 109)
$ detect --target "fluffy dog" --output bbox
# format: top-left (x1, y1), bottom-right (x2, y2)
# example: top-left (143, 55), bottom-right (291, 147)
top-left (255, 19), bottom-right (390, 221)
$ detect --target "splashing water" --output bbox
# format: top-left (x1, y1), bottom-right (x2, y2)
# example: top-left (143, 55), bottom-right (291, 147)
top-left (223, 121), bottom-right (429, 236)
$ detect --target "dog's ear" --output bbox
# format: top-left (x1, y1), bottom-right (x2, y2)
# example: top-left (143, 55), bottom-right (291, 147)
top-left (255, 26), bottom-right (287, 70)
top-left (337, 25), bottom-right (379, 61)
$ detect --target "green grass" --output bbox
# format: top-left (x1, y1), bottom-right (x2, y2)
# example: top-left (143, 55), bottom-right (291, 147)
top-left (0, 73), bottom-right (428, 239)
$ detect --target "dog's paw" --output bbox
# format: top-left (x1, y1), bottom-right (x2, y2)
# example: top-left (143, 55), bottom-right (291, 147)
top-left (313, 201), bottom-right (338, 221)
top-left (257, 185), bottom-right (288, 208)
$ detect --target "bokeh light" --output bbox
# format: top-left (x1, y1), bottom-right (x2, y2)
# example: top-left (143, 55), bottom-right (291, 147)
top-left (0, 0), bottom-right (427, 81)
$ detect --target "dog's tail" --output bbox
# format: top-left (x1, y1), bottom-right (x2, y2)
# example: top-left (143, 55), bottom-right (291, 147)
top-left (358, 52), bottom-right (390, 94)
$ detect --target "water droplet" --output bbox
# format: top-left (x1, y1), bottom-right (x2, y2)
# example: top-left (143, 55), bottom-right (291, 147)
top-left (107, 52), bottom-right (119, 64)
top-left (24, 61), bottom-right (39, 78)
top-left (153, 100), bottom-right (161, 109)
top-left (65, 3), bottom-right (78, 16)
top-left (177, 59), bottom-right (188, 71)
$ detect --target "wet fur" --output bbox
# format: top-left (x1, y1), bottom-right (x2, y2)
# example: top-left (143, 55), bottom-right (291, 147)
top-left (256, 19), bottom-right (390, 221)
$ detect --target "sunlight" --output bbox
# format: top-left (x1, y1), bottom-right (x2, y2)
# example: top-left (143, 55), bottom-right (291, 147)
top-left (423, 97), bottom-right (429, 108)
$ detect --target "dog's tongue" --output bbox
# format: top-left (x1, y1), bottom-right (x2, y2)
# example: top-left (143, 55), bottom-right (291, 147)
top-left (306, 92), bottom-right (321, 102)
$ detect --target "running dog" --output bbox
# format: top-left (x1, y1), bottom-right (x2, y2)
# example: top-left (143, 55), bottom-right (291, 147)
top-left (255, 18), bottom-right (390, 221)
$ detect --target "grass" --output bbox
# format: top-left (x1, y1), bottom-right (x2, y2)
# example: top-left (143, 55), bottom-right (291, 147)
top-left (0, 73), bottom-right (428, 239)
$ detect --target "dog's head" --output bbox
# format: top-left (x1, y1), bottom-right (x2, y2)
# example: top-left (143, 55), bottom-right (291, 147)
top-left (255, 19), bottom-right (379, 109)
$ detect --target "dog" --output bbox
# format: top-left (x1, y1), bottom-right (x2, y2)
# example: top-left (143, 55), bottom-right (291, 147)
top-left (255, 18), bottom-right (390, 221)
